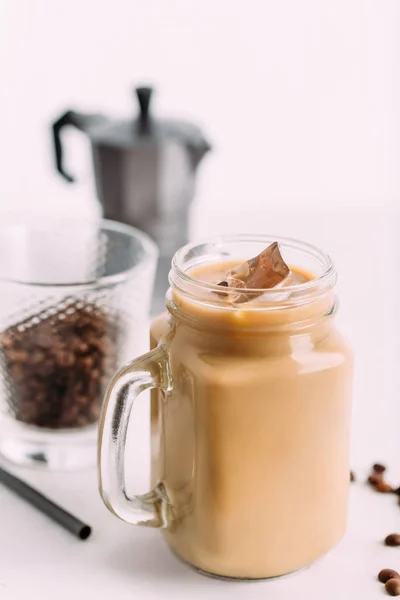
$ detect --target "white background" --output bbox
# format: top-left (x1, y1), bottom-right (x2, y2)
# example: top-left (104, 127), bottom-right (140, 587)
top-left (0, 0), bottom-right (399, 214)
top-left (0, 2), bottom-right (399, 598)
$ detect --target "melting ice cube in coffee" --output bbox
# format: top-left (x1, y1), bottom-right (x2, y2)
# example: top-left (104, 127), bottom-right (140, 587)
top-left (223, 242), bottom-right (294, 304)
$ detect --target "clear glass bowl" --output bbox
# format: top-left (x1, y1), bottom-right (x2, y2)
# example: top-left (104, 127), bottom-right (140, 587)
top-left (0, 219), bottom-right (157, 470)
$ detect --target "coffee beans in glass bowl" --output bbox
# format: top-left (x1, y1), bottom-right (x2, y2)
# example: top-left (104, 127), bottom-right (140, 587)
top-left (0, 220), bottom-right (158, 469)
top-left (0, 298), bottom-right (119, 430)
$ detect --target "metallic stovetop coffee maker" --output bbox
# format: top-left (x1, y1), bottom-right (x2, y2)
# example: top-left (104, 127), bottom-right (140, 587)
top-left (51, 86), bottom-right (211, 315)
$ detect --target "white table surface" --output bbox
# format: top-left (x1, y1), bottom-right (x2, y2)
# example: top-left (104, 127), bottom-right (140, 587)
top-left (1, 429), bottom-right (399, 600)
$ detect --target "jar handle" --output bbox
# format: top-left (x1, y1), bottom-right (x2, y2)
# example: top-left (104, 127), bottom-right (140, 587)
top-left (98, 345), bottom-right (172, 527)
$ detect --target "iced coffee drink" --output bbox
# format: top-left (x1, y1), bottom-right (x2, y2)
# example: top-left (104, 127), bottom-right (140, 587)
top-left (99, 236), bottom-right (354, 580)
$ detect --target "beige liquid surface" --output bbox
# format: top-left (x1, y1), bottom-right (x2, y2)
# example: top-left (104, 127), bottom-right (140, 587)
top-left (150, 261), bottom-right (353, 579)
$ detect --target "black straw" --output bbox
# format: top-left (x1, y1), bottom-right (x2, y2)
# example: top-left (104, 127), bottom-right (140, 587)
top-left (0, 465), bottom-right (91, 540)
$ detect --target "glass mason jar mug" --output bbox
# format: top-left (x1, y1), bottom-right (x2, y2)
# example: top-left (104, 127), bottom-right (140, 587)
top-left (99, 235), bottom-right (354, 580)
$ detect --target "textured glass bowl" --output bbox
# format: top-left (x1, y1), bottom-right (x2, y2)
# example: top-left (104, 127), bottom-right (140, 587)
top-left (0, 219), bottom-right (157, 469)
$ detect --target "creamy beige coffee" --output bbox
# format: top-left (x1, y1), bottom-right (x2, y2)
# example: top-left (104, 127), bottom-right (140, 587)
top-left (150, 259), bottom-right (353, 579)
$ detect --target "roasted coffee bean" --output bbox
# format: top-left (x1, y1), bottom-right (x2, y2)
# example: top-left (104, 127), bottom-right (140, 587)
top-left (368, 473), bottom-right (383, 486)
top-left (0, 335), bottom-right (13, 350)
top-left (386, 579), bottom-right (400, 596)
top-left (10, 364), bottom-right (24, 382)
top-left (350, 471), bottom-right (355, 482)
top-left (89, 402), bottom-right (101, 421)
top-left (76, 395), bottom-right (90, 407)
top-left (57, 351), bottom-right (75, 367)
top-left (8, 349), bottom-right (29, 363)
top-left (91, 369), bottom-right (101, 380)
top-left (81, 356), bottom-right (95, 370)
top-left (19, 401), bottom-right (40, 424)
top-left (40, 360), bottom-right (56, 376)
top-left (374, 463), bottom-right (386, 474)
top-left (376, 481), bottom-right (393, 494)
top-left (0, 299), bottom-right (121, 430)
top-left (378, 569), bottom-right (400, 584)
top-left (87, 378), bottom-right (99, 398)
top-left (385, 534), bottom-right (400, 547)
top-left (35, 328), bottom-right (54, 349)
top-left (29, 349), bottom-right (45, 365)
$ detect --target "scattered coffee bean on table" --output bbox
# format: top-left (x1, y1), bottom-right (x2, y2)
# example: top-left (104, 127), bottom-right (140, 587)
top-left (367, 464), bottom-right (395, 493)
top-left (350, 471), bottom-right (355, 482)
top-left (0, 298), bottom-right (121, 429)
top-left (385, 534), bottom-right (400, 547)
top-left (386, 578), bottom-right (400, 596)
top-left (368, 472), bottom-right (383, 486)
top-left (374, 463), bottom-right (387, 474)
top-left (376, 481), bottom-right (394, 494)
top-left (378, 569), bottom-right (400, 584)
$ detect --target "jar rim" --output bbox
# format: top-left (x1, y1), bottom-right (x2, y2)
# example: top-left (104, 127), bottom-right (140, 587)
top-left (170, 234), bottom-right (336, 308)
